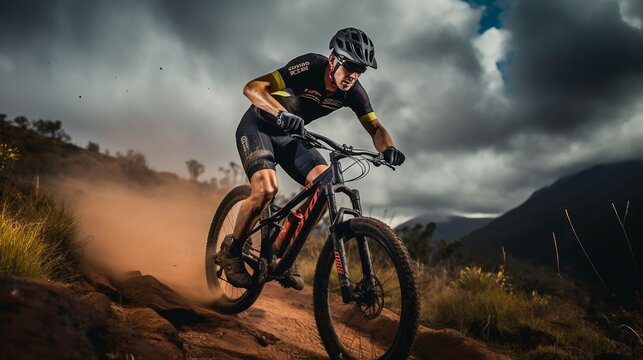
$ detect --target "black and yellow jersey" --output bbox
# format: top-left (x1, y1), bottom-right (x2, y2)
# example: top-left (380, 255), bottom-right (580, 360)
top-left (256, 53), bottom-right (378, 124)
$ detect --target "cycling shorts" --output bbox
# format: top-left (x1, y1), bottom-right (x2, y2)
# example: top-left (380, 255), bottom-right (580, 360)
top-left (235, 106), bottom-right (327, 185)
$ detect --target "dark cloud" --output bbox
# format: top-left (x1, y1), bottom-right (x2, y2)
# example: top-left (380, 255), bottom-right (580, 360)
top-left (394, 26), bottom-right (483, 78)
top-left (505, 0), bottom-right (643, 133)
top-left (0, 1), bottom-right (57, 51)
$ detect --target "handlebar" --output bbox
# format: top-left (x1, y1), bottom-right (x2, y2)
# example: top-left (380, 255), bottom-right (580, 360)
top-left (291, 130), bottom-right (395, 170)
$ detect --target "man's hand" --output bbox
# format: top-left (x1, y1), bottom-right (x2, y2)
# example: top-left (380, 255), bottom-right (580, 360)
top-left (382, 147), bottom-right (405, 166)
top-left (276, 110), bottom-right (305, 135)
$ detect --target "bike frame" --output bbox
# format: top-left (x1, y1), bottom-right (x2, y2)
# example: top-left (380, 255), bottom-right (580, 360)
top-left (247, 149), bottom-right (375, 303)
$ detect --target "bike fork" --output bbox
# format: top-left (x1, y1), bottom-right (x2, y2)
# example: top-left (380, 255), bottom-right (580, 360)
top-left (331, 230), bottom-right (378, 303)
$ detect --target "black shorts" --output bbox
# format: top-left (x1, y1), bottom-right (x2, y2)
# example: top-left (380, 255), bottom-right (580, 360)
top-left (235, 106), bottom-right (327, 186)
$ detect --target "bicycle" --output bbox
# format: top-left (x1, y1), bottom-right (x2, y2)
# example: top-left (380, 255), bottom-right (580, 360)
top-left (205, 130), bottom-right (419, 359)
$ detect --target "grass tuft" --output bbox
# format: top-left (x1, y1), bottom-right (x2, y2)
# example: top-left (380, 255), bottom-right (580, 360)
top-left (0, 176), bottom-right (81, 281)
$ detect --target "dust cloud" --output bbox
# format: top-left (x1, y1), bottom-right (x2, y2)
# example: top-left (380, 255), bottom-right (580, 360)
top-left (50, 176), bottom-right (226, 302)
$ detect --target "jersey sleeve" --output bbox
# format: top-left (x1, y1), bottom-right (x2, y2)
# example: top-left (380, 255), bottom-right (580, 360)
top-left (347, 81), bottom-right (377, 122)
top-left (272, 53), bottom-right (326, 93)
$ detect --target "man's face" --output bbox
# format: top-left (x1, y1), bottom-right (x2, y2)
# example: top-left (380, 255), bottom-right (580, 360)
top-left (330, 54), bottom-right (365, 91)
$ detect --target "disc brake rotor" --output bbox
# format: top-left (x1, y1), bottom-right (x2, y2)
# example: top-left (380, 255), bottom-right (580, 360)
top-left (354, 276), bottom-right (385, 319)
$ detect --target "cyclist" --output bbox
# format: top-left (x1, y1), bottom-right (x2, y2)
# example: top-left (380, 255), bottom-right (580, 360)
top-left (222, 27), bottom-right (406, 290)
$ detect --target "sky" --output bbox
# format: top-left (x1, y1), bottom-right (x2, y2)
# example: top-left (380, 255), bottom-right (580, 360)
top-left (1, 0), bottom-right (643, 224)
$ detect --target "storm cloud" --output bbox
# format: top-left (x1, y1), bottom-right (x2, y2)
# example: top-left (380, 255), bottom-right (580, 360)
top-left (1, 0), bottom-right (642, 223)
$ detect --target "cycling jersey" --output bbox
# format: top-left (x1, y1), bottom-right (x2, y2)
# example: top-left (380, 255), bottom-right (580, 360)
top-left (236, 53), bottom-right (377, 184)
top-left (258, 53), bottom-right (378, 124)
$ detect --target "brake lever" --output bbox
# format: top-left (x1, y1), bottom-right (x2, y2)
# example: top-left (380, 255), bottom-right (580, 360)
top-left (292, 131), bottom-right (321, 149)
top-left (373, 155), bottom-right (396, 171)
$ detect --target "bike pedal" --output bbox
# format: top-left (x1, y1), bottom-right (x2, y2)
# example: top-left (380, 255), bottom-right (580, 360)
top-left (255, 258), bottom-right (269, 286)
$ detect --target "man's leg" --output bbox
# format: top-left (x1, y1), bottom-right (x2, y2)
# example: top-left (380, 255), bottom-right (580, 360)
top-left (223, 169), bottom-right (278, 288)
top-left (232, 169), bottom-right (279, 244)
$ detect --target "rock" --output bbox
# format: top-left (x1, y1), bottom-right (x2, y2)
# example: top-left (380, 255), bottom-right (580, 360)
top-left (82, 292), bottom-right (116, 320)
top-left (0, 274), bottom-right (185, 360)
top-left (116, 307), bottom-right (181, 347)
top-left (86, 272), bottom-right (121, 301)
top-left (120, 270), bottom-right (143, 279)
top-left (0, 275), bottom-right (111, 359)
top-left (67, 280), bottom-right (97, 296)
top-left (116, 275), bottom-right (207, 326)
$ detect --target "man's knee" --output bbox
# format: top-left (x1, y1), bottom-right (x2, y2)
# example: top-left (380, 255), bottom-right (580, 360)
top-left (306, 165), bottom-right (329, 184)
top-left (250, 169), bottom-right (279, 206)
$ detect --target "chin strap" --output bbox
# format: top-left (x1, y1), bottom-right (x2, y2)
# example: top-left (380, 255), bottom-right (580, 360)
top-left (328, 59), bottom-right (340, 87)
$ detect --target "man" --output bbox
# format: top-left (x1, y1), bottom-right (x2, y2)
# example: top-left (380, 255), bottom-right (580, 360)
top-left (222, 27), bottom-right (406, 289)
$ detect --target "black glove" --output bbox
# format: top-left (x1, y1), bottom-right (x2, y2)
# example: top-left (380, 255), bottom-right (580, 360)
top-left (382, 147), bottom-right (406, 166)
top-left (276, 110), bottom-right (305, 135)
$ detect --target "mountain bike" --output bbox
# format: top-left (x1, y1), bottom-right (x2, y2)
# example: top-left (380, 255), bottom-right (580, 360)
top-left (205, 130), bottom-right (419, 359)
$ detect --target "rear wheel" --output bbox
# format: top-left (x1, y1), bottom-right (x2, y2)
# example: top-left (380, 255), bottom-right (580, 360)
top-left (313, 217), bottom-right (419, 359)
top-left (205, 185), bottom-right (265, 314)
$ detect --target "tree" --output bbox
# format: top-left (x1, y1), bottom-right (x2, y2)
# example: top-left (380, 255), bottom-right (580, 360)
top-left (32, 119), bottom-right (71, 142)
top-left (13, 116), bottom-right (29, 129)
top-left (0, 114), bottom-right (7, 123)
top-left (186, 159), bottom-right (205, 181)
top-left (396, 222), bottom-right (435, 263)
top-left (87, 141), bottom-right (100, 153)
top-left (433, 239), bottom-right (462, 262)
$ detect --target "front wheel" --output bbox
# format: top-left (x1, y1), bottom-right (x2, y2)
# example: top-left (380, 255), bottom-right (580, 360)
top-left (313, 217), bottom-right (419, 359)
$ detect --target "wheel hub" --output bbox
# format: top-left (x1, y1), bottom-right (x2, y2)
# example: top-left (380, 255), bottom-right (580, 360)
top-left (354, 276), bottom-right (384, 319)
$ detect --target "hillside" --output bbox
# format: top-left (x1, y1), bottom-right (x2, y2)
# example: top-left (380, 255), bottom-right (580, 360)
top-left (458, 159), bottom-right (643, 299)
top-left (397, 215), bottom-right (494, 242)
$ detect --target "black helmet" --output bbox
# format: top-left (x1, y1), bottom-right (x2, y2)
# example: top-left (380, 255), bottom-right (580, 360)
top-left (329, 27), bottom-right (377, 69)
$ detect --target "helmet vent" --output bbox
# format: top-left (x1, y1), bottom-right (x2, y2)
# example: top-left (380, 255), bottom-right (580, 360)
top-left (354, 44), bottom-right (364, 59)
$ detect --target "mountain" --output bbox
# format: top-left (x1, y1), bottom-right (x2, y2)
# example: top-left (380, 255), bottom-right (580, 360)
top-left (396, 215), bottom-right (494, 242)
top-left (457, 159), bottom-right (643, 299)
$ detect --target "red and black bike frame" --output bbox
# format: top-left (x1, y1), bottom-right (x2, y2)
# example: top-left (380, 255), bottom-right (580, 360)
top-left (256, 150), bottom-right (376, 303)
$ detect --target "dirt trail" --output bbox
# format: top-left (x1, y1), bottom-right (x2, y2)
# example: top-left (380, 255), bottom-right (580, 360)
top-left (178, 281), bottom-right (509, 360)
top-left (180, 283), bottom-right (329, 359)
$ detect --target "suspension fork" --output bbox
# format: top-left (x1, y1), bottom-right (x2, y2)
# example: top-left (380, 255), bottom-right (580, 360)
top-left (326, 183), bottom-right (377, 303)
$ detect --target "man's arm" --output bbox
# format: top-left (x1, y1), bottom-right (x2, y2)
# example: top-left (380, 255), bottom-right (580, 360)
top-left (359, 117), bottom-right (395, 152)
top-left (242, 73), bottom-right (286, 117)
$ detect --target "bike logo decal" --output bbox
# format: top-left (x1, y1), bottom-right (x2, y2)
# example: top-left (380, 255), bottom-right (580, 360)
top-left (291, 187), bottom-right (320, 242)
top-left (334, 250), bottom-right (345, 275)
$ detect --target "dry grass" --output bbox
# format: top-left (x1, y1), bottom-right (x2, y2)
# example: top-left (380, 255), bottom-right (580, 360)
top-left (417, 264), bottom-right (631, 358)
top-left (0, 177), bottom-right (81, 281)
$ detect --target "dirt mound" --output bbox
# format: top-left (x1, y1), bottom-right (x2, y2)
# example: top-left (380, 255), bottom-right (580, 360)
top-left (415, 328), bottom-right (512, 360)
top-left (0, 274), bottom-right (183, 359)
